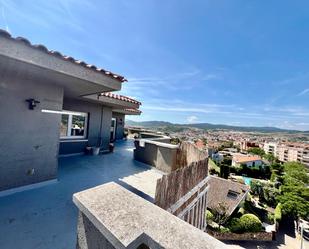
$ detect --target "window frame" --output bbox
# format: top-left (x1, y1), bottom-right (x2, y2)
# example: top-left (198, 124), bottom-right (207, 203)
top-left (60, 110), bottom-right (88, 140)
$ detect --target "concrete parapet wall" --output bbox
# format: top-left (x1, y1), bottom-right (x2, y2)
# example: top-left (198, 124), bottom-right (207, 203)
top-left (133, 139), bottom-right (179, 173)
top-left (73, 182), bottom-right (227, 249)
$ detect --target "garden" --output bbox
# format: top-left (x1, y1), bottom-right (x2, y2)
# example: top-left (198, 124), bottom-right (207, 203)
top-left (206, 160), bottom-right (309, 240)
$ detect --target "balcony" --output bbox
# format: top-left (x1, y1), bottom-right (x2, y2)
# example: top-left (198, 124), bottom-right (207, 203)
top-left (0, 139), bottom-right (227, 249)
top-left (0, 140), bottom-right (163, 249)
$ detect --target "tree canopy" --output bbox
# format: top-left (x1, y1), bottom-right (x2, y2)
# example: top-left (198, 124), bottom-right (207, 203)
top-left (277, 162), bottom-right (309, 219)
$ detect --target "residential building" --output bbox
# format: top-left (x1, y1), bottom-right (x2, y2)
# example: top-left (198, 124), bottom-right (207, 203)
top-left (235, 140), bottom-right (259, 152)
top-left (232, 155), bottom-right (263, 167)
top-left (276, 142), bottom-right (309, 167)
top-left (206, 176), bottom-right (249, 217)
top-left (0, 29), bottom-right (141, 194)
top-left (263, 141), bottom-right (278, 155)
top-left (263, 141), bottom-right (309, 168)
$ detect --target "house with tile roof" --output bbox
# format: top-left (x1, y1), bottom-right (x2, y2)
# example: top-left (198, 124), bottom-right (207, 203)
top-left (232, 155), bottom-right (263, 167)
top-left (207, 176), bottom-right (250, 217)
top-left (0, 29), bottom-right (141, 194)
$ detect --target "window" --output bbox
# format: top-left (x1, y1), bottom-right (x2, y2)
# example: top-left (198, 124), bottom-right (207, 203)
top-left (60, 110), bottom-right (88, 139)
top-left (227, 190), bottom-right (239, 199)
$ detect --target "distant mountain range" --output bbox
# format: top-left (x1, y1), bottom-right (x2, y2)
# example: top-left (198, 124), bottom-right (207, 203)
top-left (126, 120), bottom-right (309, 133)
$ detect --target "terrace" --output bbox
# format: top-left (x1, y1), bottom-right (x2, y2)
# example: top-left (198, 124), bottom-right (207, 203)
top-left (0, 140), bottom-right (163, 249)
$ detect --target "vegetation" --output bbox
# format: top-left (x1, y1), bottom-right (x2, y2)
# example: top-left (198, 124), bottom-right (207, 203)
top-left (219, 158), bottom-right (232, 179)
top-left (276, 162), bottom-right (309, 219)
top-left (211, 202), bottom-right (229, 229)
top-left (217, 141), bottom-right (234, 151)
top-left (208, 159), bottom-right (220, 174)
top-left (229, 164), bottom-right (271, 179)
top-left (170, 137), bottom-right (181, 145)
top-left (247, 147), bottom-right (265, 157)
top-left (206, 210), bottom-right (214, 224)
top-left (274, 203), bottom-right (282, 223)
top-left (228, 214), bottom-right (263, 233)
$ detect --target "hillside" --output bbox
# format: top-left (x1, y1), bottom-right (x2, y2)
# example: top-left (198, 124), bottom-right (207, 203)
top-left (126, 120), bottom-right (309, 133)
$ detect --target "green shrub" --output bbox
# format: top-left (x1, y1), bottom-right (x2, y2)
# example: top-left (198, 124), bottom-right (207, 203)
top-left (228, 214), bottom-right (263, 233)
top-left (239, 214), bottom-right (263, 232)
top-left (206, 210), bottom-right (214, 224)
top-left (270, 170), bottom-right (277, 182)
top-left (274, 203), bottom-right (282, 222)
top-left (228, 218), bottom-right (243, 233)
top-left (267, 213), bottom-right (275, 224)
top-left (219, 227), bottom-right (230, 233)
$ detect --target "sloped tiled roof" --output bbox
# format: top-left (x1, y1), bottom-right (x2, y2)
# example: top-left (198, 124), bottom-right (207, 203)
top-left (124, 108), bottom-right (142, 114)
top-left (100, 92), bottom-right (141, 105)
top-left (0, 29), bottom-right (127, 82)
top-left (207, 176), bottom-right (249, 216)
top-left (233, 155), bottom-right (261, 163)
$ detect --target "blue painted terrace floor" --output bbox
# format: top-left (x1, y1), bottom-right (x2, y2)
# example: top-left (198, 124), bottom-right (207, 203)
top-left (0, 140), bottom-right (160, 249)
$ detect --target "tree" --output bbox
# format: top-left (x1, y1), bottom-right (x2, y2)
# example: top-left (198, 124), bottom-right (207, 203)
top-left (247, 147), bottom-right (265, 157)
top-left (263, 186), bottom-right (279, 207)
top-left (283, 162), bottom-right (309, 184)
top-left (264, 153), bottom-right (277, 163)
top-left (275, 162), bottom-right (309, 219)
top-left (220, 164), bottom-right (229, 179)
top-left (277, 193), bottom-right (309, 219)
top-left (274, 203), bottom-right (282, 222)
top-left (211, 202), bottom-right (229, 228)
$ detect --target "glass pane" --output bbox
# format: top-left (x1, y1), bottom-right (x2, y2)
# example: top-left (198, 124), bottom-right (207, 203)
top-left (71, 115), bottom-right (86, 137)
top-left (60, 114), bottom-right (69, 137)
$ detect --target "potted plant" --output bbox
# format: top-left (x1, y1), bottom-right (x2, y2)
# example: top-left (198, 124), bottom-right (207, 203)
top-left (109, 142), bottom-right (114, 153)
top-left (85, 145), bottom-right (92, 155)
top-left (92, 137), bottom-right (102, 156)
top-left (123, 131), bottom-right (128, 140)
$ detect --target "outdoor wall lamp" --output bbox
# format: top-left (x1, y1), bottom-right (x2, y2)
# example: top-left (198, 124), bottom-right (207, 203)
top-left (25, 98), bottom-right (40, 110)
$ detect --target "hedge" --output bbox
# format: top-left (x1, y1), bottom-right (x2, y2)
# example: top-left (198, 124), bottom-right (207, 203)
top-left (274, 203), bottom-right (282, 222)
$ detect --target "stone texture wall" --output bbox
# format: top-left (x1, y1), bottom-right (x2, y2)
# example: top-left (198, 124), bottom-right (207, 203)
top-left (208, 230), bottom-right (274, 241)
top-left (76, 212), bottom-right (116, 249)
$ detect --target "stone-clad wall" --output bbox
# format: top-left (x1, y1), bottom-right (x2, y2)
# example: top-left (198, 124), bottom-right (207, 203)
top-left (208, 230), bottom-right (274, 241)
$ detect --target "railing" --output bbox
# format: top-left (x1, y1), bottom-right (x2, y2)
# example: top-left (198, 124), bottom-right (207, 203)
top-left (167, 177), bottom-right (210, 231)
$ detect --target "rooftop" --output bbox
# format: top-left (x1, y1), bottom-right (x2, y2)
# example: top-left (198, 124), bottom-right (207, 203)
top-left (0, 29), bottom-right (126, 82)
top-left (0, 140), bottom-right (162, 249)
top-left (233, 155), bottom-right (262, 163)
top-left (100, 92), bottom-right (141, 105)
top-left (207, 176), bottom-right (250, 216)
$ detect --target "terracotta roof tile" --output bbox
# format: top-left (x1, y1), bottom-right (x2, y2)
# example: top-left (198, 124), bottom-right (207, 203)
top-left (0, 29), bottom-right (127, 82)
top-left (100, 92), bottom-right (141, 105)
top-left (233, 155), bottom-right (261, 163)
top-left (124, 108), bottom-right (142, 114)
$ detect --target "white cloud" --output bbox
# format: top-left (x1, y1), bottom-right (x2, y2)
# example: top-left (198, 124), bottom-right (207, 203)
top-left (297, 88), bottom-right (309, 96)
top-left (187, 115), bottom-right (198, 123)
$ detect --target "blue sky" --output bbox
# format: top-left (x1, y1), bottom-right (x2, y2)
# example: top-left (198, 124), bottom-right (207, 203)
top-left (1, 0), bottom-right (309, 130)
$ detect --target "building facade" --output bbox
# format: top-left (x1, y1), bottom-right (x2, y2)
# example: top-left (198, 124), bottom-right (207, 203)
top-left (263, 141), bottom-right (309, 168)
top-left (0, 30), bottom-right (141, 193)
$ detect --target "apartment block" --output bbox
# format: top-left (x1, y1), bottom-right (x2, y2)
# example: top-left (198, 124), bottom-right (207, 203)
top-left (263, 141), bottom-right (309, 168)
